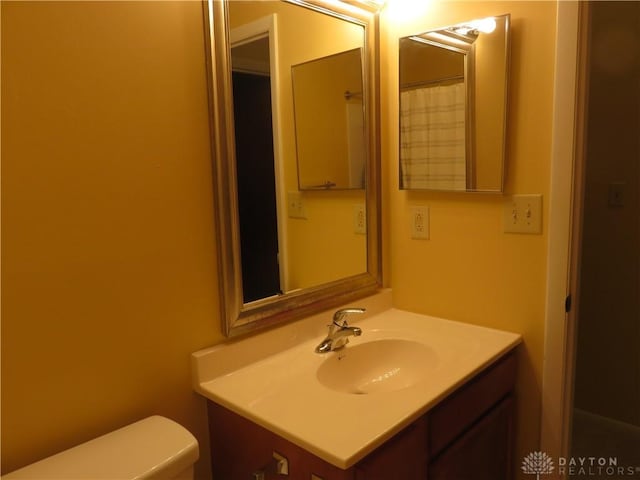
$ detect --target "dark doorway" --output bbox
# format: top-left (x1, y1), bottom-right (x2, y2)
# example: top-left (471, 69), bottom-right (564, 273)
top-left (232, 71), bottom-right (281, 303)
top-left (571, 0), bottom-right (640, 468)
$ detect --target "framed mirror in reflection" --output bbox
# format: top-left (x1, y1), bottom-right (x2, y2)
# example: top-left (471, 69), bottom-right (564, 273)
top-left (292, 48), bottom-right (366, 190)
top-left (399, 14), bottom-right (510, 192)
top-left (204, 0), bottom-right (381, 337)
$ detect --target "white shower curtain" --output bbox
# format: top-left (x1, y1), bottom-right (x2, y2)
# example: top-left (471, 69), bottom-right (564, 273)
top-left (400, 83), bottom-right (466, 190)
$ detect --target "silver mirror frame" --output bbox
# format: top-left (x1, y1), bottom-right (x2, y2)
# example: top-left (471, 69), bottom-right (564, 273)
top-left (203, 0), bottom-right (382, 338)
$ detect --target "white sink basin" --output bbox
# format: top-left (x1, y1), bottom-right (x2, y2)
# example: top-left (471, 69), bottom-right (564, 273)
top-left (316, 339), bottom-right (437, 394)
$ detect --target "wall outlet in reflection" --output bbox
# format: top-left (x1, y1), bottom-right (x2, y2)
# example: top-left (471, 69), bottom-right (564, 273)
top-left (353, 204), bottom-right (366, 234)
top-left (287, 191), bottom-right (306, 219)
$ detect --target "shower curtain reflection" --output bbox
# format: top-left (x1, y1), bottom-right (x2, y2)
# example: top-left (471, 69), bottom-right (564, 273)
top-left (400, 82), bottom-right (466, 190)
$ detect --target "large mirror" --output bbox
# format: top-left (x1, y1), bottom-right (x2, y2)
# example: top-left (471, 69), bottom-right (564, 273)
top-left (399, 14), bottom-right (510, 192)
top-left (204, 0), bottom-right (381, 337)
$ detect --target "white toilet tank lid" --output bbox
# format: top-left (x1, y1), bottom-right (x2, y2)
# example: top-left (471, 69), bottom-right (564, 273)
top-left (3, 416), bottom-right (199, 479)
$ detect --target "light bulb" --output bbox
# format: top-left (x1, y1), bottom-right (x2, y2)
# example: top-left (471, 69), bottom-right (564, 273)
top-left (475, 17), bottom-right (496, 34)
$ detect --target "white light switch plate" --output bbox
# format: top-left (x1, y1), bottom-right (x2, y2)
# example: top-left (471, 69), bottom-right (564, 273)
top-left (503, 194), bottom-right (542, 234)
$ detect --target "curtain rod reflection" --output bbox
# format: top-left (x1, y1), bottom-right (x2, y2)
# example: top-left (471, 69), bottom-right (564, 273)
top-left (400, 75), bottom-right (464, 90)
top-left (344, 89), bottom-right (362, 100)
top-left (307, 180), bottom-right (337, 189)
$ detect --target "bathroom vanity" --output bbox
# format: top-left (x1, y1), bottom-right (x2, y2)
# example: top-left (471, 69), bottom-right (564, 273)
top-left (192, 292), bottom-right (521, 480)
top-left (207, 351), bottom-right (515, 479)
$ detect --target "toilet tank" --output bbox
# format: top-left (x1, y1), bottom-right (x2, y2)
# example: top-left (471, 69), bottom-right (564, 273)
top-left (3, 416), bottom-right (199, 479)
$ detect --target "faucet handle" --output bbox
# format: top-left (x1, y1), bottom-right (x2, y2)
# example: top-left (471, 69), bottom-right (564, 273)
top-left (333, 307), bottom-right (366, 327)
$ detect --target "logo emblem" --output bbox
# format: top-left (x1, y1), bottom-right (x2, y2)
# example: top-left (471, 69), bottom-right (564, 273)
top-left (522, 451), bottom-right (555, 479)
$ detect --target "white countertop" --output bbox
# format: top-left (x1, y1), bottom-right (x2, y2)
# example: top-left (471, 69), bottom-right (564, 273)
top-left (192, 291), bottom-right (521, 469)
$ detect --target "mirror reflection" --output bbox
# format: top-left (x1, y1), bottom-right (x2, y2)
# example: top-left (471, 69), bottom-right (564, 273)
top-left (399, 14), bottom-right (510, 192)
top-left (292, 48), bottom-right (366, 190)
top-left (227, 1), bottom-right (368, 305)
top-left (231, 34), bottom-right (280, 302)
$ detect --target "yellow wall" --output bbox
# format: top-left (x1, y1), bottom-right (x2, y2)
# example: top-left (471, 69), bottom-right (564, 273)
top-left (287, 190), bottom-right (367, 288)
top-left (381, 2), bottom-right (556, 477)
top-left (1, 2), bottom-right (223, 477)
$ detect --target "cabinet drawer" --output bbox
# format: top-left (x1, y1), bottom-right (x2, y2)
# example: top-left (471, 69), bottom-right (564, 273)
top-left (429, 352), bottom-right (516, 457)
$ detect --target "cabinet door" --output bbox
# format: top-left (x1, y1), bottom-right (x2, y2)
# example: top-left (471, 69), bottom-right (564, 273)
top-left (429, 353), bottom-right (517, 457)
top-left (429, 395), bottom-right (513, 480)
top-left (355, 417), bottom-right (428, 480)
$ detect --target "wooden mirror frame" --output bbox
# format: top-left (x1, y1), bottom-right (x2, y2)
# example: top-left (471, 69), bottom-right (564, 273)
top-left (203, 0), bottom-right (382, 337)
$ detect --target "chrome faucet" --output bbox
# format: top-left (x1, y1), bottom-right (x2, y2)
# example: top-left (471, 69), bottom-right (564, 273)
top-left (315, 308), bottom-right (365, 353)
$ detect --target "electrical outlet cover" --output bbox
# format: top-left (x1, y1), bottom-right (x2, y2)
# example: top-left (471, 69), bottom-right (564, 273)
top-left (410, 206), bottom-right (429, 239)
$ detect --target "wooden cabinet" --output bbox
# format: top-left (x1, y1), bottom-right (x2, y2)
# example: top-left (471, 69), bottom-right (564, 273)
top-left (207, 352), bottom-right (516, 480)
top-left (429, 396), bottom-right (513, 480)
top-left (354, 417), bottom-right (428, 480)
top-left (207, 401), bottom-right (353, 480)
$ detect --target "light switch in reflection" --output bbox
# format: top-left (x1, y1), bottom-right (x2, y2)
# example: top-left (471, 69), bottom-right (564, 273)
top-left (287, 191), bottom-right (307, 219)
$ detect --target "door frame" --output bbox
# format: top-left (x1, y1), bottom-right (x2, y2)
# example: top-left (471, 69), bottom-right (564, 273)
top-left (541, 1), bottom-right (590, 473)
top-left (230, 15), bottom-right (290, 294)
